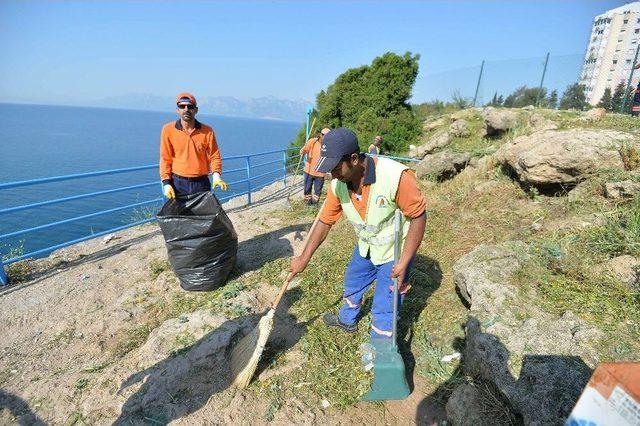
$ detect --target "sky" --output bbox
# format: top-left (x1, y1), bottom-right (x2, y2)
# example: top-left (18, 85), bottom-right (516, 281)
top-left (0, 0), bottom-right (632, 106)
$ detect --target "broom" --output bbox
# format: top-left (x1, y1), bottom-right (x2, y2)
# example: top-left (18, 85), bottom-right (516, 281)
top-left (230, 202), bottom-right (325, 388)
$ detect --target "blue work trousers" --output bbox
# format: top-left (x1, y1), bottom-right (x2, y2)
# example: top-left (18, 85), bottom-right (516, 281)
top-left (338, 246), bottom-right (414, 338)
top-left (303, 172), bottom-right (324, 198)
top-left (172, 174), bottom-right (211, 197)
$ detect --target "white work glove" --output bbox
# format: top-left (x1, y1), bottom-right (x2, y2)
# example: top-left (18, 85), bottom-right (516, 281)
top-left (211, 172), bottom-right (228, 191)
top-left (163, 184), bottom-right (175, 199)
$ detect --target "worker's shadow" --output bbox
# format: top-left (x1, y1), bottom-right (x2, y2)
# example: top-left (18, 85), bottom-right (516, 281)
top-left (0, 390), bottom-right (47, 426)
top-left (113, 287), bottom-right (309, 425)
top-left (414, 316), bottom-right (592, 425)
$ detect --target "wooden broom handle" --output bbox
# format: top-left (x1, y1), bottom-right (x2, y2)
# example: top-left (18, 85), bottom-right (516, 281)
top-left (272, 199), bottom-right (327, 309)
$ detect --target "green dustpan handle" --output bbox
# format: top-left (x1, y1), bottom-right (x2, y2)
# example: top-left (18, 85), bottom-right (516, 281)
top-left (392, 209), bottom-right (402, 348)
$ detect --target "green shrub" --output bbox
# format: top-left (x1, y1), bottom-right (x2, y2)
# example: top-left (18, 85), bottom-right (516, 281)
top-left (291, 52), bottom-right (421, 154)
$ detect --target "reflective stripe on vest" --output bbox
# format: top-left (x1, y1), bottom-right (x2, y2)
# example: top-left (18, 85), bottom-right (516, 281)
top-left (331, 157), bottom-right (409, 265)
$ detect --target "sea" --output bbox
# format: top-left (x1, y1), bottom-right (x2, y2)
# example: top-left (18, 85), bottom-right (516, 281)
top-left (0, 103), bottom-right (300, 261)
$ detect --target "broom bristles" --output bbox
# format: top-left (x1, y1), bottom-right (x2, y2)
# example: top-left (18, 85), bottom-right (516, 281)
top-left (230, 308), bottom-right (275, 388)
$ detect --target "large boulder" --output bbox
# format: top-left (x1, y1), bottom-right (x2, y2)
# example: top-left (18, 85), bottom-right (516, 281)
top-left (410, 131), bottom-right (451, 159)
top-left (495, 129), bottom-right (635, 187)
top-left (449, 242), bottom-right (602, 425)
top-left (449, 119), bottom-right (471, 138)
top-left (482, 107), bottom-right (521, 136)
top-left (461, 318), bottom-right (592, 426)
top-left (415, 151), bottom-right (471, 180)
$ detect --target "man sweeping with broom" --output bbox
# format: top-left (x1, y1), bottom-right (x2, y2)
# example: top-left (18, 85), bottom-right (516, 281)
top-left (289, 127), bottom-right (426, 340)
top-left (230, 127), bottom-right (425, 392)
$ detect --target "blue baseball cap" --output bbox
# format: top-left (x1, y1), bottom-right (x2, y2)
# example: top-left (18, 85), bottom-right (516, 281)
top-left (314, 127), bottom-right (360, 173)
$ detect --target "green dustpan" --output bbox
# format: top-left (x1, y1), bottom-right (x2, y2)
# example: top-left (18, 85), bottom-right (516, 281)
top-left (362, 210), bottom-right (410, 401)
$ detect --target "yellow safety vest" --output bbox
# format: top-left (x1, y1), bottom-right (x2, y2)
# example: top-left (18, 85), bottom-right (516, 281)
top-left (331, 157), bottom-right (409, 265)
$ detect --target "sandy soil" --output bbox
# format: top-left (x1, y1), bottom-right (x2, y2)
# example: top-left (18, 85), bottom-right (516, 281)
top-left (0, 180), bottom-right (444, 425)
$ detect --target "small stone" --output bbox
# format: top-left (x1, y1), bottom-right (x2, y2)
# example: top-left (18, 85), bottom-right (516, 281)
top-left (441, 352), bottom-right (461, 363)
top-left (321, 399), bottom-right (330, 409)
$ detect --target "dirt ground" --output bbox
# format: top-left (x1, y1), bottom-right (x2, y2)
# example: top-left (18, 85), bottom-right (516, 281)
top-left (0, 181), bottom-right (445, 425)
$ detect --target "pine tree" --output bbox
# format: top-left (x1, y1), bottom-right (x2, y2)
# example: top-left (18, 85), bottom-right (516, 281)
top-left (611, 82), bottom-right (626, 112)
top-left (597, 87), bottom-right (613, 111)
top-left (559, 83), bottom-right (588, 110)
top-left (490, 92), bottom-right (498, 106)
top-left (547, 90), bottom-right (558, 110)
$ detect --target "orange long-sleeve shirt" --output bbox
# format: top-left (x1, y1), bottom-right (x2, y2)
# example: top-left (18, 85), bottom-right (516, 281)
top-left (301, 137), bottom-right (325, 177)
top-left (159, 119), bottom-right (222, 182)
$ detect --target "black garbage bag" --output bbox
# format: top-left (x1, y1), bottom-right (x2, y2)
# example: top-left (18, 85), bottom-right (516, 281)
top-left (157, 192), bottom-right (238, 292)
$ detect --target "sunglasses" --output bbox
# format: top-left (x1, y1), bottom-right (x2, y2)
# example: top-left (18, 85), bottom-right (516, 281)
top-left (177, 104), bottom-right (196, 110)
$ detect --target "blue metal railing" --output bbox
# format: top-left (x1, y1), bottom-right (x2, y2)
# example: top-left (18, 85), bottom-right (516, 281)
top-left (0, 148), bottom-right (302, 285)
top-left (0, 141), bottom-right (419, 285)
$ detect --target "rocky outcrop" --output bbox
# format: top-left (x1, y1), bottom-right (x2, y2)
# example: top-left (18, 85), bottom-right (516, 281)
top-left (448, 242), bottom-right (602, 426)
top-left (604, 180), bottom-right (640, 199)
top-left (416, 151), bottom-right (471, 180)
top-left (495, 129), bottom-right (635, 188)
top-left (410, 132), bottom-right (451, 159)
top-left (462, 317), bottom-right (592, 426)
top-left (482, 107), bottom-right (521, 136)
top-left (449, 119), bottom-right (471, 138)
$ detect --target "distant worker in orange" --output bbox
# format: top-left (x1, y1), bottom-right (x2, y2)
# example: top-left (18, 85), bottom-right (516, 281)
top-left (299, 127), bottom-right (331, 205)
top-left (368, 135), bottom-right (384, 156)
top-left (160, 93), bottom-right (228, 198)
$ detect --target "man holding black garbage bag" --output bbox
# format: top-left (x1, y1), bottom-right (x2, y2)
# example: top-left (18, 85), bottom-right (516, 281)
top-left (157, 93), bottom-right (237, 292)
top-left (159, 92), bottom-right (228, 197)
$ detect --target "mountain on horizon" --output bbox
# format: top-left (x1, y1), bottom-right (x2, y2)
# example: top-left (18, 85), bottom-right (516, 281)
top-left (89, 93), bottom-right (310, 122)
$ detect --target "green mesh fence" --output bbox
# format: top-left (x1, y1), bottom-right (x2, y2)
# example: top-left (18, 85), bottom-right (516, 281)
top-left (415, 53), bottom-right (585, 107)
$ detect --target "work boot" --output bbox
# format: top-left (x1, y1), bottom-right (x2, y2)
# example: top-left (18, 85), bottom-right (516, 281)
top-left (323, 313), bottom-right (357, 334)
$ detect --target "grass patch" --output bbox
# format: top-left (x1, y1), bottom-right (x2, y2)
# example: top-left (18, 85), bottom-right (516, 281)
top-left (414, 331), bottom-right (463, 398)
top-left (74, 377), bottom-right (90, 391)
top-left (2, 242), bottom-right (34, 283)
top-left (586, 197), bottom-right (640, 257)
top-left (148, 258), bottom-right (171, 279)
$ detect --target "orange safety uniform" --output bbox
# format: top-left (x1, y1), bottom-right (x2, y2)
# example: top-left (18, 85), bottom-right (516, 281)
top-left (301, 137), bottom-right (325, 178)
top-left (319, 157), bottom-right (426, 225)
top-left (159, 119), bottom-right (222, 182)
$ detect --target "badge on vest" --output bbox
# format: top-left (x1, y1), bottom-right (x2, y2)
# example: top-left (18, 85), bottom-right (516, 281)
top-left (375, 195), bottom-right (390, 208)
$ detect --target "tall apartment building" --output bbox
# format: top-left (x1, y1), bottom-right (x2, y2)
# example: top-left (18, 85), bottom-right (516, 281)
top-left (580, 2), bottom-right (640, 105)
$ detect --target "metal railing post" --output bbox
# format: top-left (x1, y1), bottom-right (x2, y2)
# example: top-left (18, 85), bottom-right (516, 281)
top-left (0, 259), bottom-right (8, 285)
top-left (246, 156), bottom-right (252, 205)
top-left (621, 44), bottom-right (640, 114)
top-left (537, 52), bottom-right (550, 107)
top-left (472, 60), bottom-right (485, 107)
top-left (282, 150), bottom-right (287, 187)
